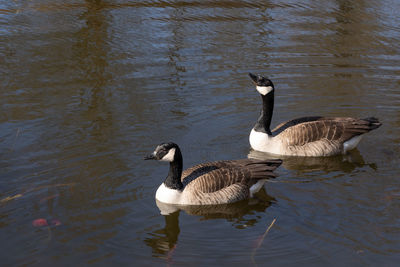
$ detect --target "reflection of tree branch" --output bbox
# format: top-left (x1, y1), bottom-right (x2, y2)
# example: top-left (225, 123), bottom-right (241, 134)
top-left (167, 6), bottom-right (186, 91)
top-left (72, 0), bottom-right (114, 142)
top-left (74, 0), bottom-right (111, 94)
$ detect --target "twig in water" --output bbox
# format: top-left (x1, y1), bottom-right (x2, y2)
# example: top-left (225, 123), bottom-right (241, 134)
top-left (1, 183), bottom-right (76, 204)
top-left (251, 218), bottom-right (276, 266)
top-left (1, 194), bottom-right (23, 203)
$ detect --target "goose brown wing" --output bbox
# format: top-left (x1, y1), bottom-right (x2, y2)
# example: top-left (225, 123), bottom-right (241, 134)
top-left (181, 159), bottom-right (282, 184)
top-left (181, 162), bottom-right (221, 184)
top-left (182, 159), bottom-right (282, 193)
top-left (271, 116), bottom-right (323, 135)
top-left (273, 117), bottom-right (381, 146)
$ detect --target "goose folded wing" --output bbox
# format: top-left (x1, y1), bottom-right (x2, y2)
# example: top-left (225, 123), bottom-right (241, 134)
top-left (274, 117), bottom-right (375, 146)
top-left (184, 163), bottom-right (279, 194)
top-left (181, 159), bottom-right (282, 185)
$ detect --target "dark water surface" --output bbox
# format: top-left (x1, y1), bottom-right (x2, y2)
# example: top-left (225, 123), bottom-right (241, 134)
top-left (1, 0), bottom-right (400, 266)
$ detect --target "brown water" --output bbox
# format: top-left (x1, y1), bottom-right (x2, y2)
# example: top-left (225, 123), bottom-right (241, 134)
top-left (1, 0), bottom-right (400, 266)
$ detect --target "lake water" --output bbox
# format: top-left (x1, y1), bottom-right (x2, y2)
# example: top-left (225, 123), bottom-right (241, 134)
top-left (1, 0), bottom-right (400, 266)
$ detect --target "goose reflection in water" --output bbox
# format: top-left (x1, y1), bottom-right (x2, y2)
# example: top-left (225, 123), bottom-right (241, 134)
top-left (143, 210), bottom-right (180, 260)
top-left (144, 188), bottom-right (274, 258)
top-left (248, 148), bottom-right (377, 174)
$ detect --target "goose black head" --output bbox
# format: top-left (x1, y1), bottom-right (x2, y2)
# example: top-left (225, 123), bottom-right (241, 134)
top-left (144, 142), bottom-right (180, 162)
top-left (248, 73), bottom-right (274, 95)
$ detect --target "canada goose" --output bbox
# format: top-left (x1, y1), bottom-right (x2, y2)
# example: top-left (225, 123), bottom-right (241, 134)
top-left (144, 142), bottom-right (282, 205)
top-left (248, 73), bottom-right (382, 157)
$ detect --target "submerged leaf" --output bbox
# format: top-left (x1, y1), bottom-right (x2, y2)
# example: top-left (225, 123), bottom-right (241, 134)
top-left (32, 218), bottom-right (48, 227)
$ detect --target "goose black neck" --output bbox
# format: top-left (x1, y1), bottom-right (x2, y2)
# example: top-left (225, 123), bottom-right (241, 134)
top-left (164, 148), bottom-right (183, 190)
top-left (254, 91), bottom-right (274, 135)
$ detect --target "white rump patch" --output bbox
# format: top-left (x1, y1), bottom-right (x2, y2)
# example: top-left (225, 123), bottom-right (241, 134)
top-left (155, 183), bottom-right (182, 204)
top-left (249, 179), bottom-right (267, 197)
top-left (160, 148), bottom-right (176, 162)
top-left (256, 86), bottom-right (273, 95)
top-left (343, 135), bottom-right (363, 153)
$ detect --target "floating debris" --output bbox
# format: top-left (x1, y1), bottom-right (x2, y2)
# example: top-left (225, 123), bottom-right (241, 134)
top-left (1, 194), bottom-right (23, 203)
top-left (251, 218), bottom-right (276, 265)
top-left (32, 218), bottom-right (62, 227)
top-left (32, 218), bottom-right (48, 227)
top-left (1, 183), bottom-right (76, 204)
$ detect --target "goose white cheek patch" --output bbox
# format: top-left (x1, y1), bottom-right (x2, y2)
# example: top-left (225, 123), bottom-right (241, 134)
top-left (161, 148), bottom-right (176, 162)
top-left (256, 86), bottom-right (273, 95)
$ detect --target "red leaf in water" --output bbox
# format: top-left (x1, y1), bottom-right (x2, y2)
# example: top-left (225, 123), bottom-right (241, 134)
top-left (50, 219), bottom-right (62, 226)
top-left (32, 218), bottom-right (48, 227)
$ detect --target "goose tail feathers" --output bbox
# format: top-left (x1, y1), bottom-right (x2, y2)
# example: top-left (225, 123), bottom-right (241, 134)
top-left (246, 159), bottom-right (283, 180)
top-left (362, 117), bottom-right (382, 130)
